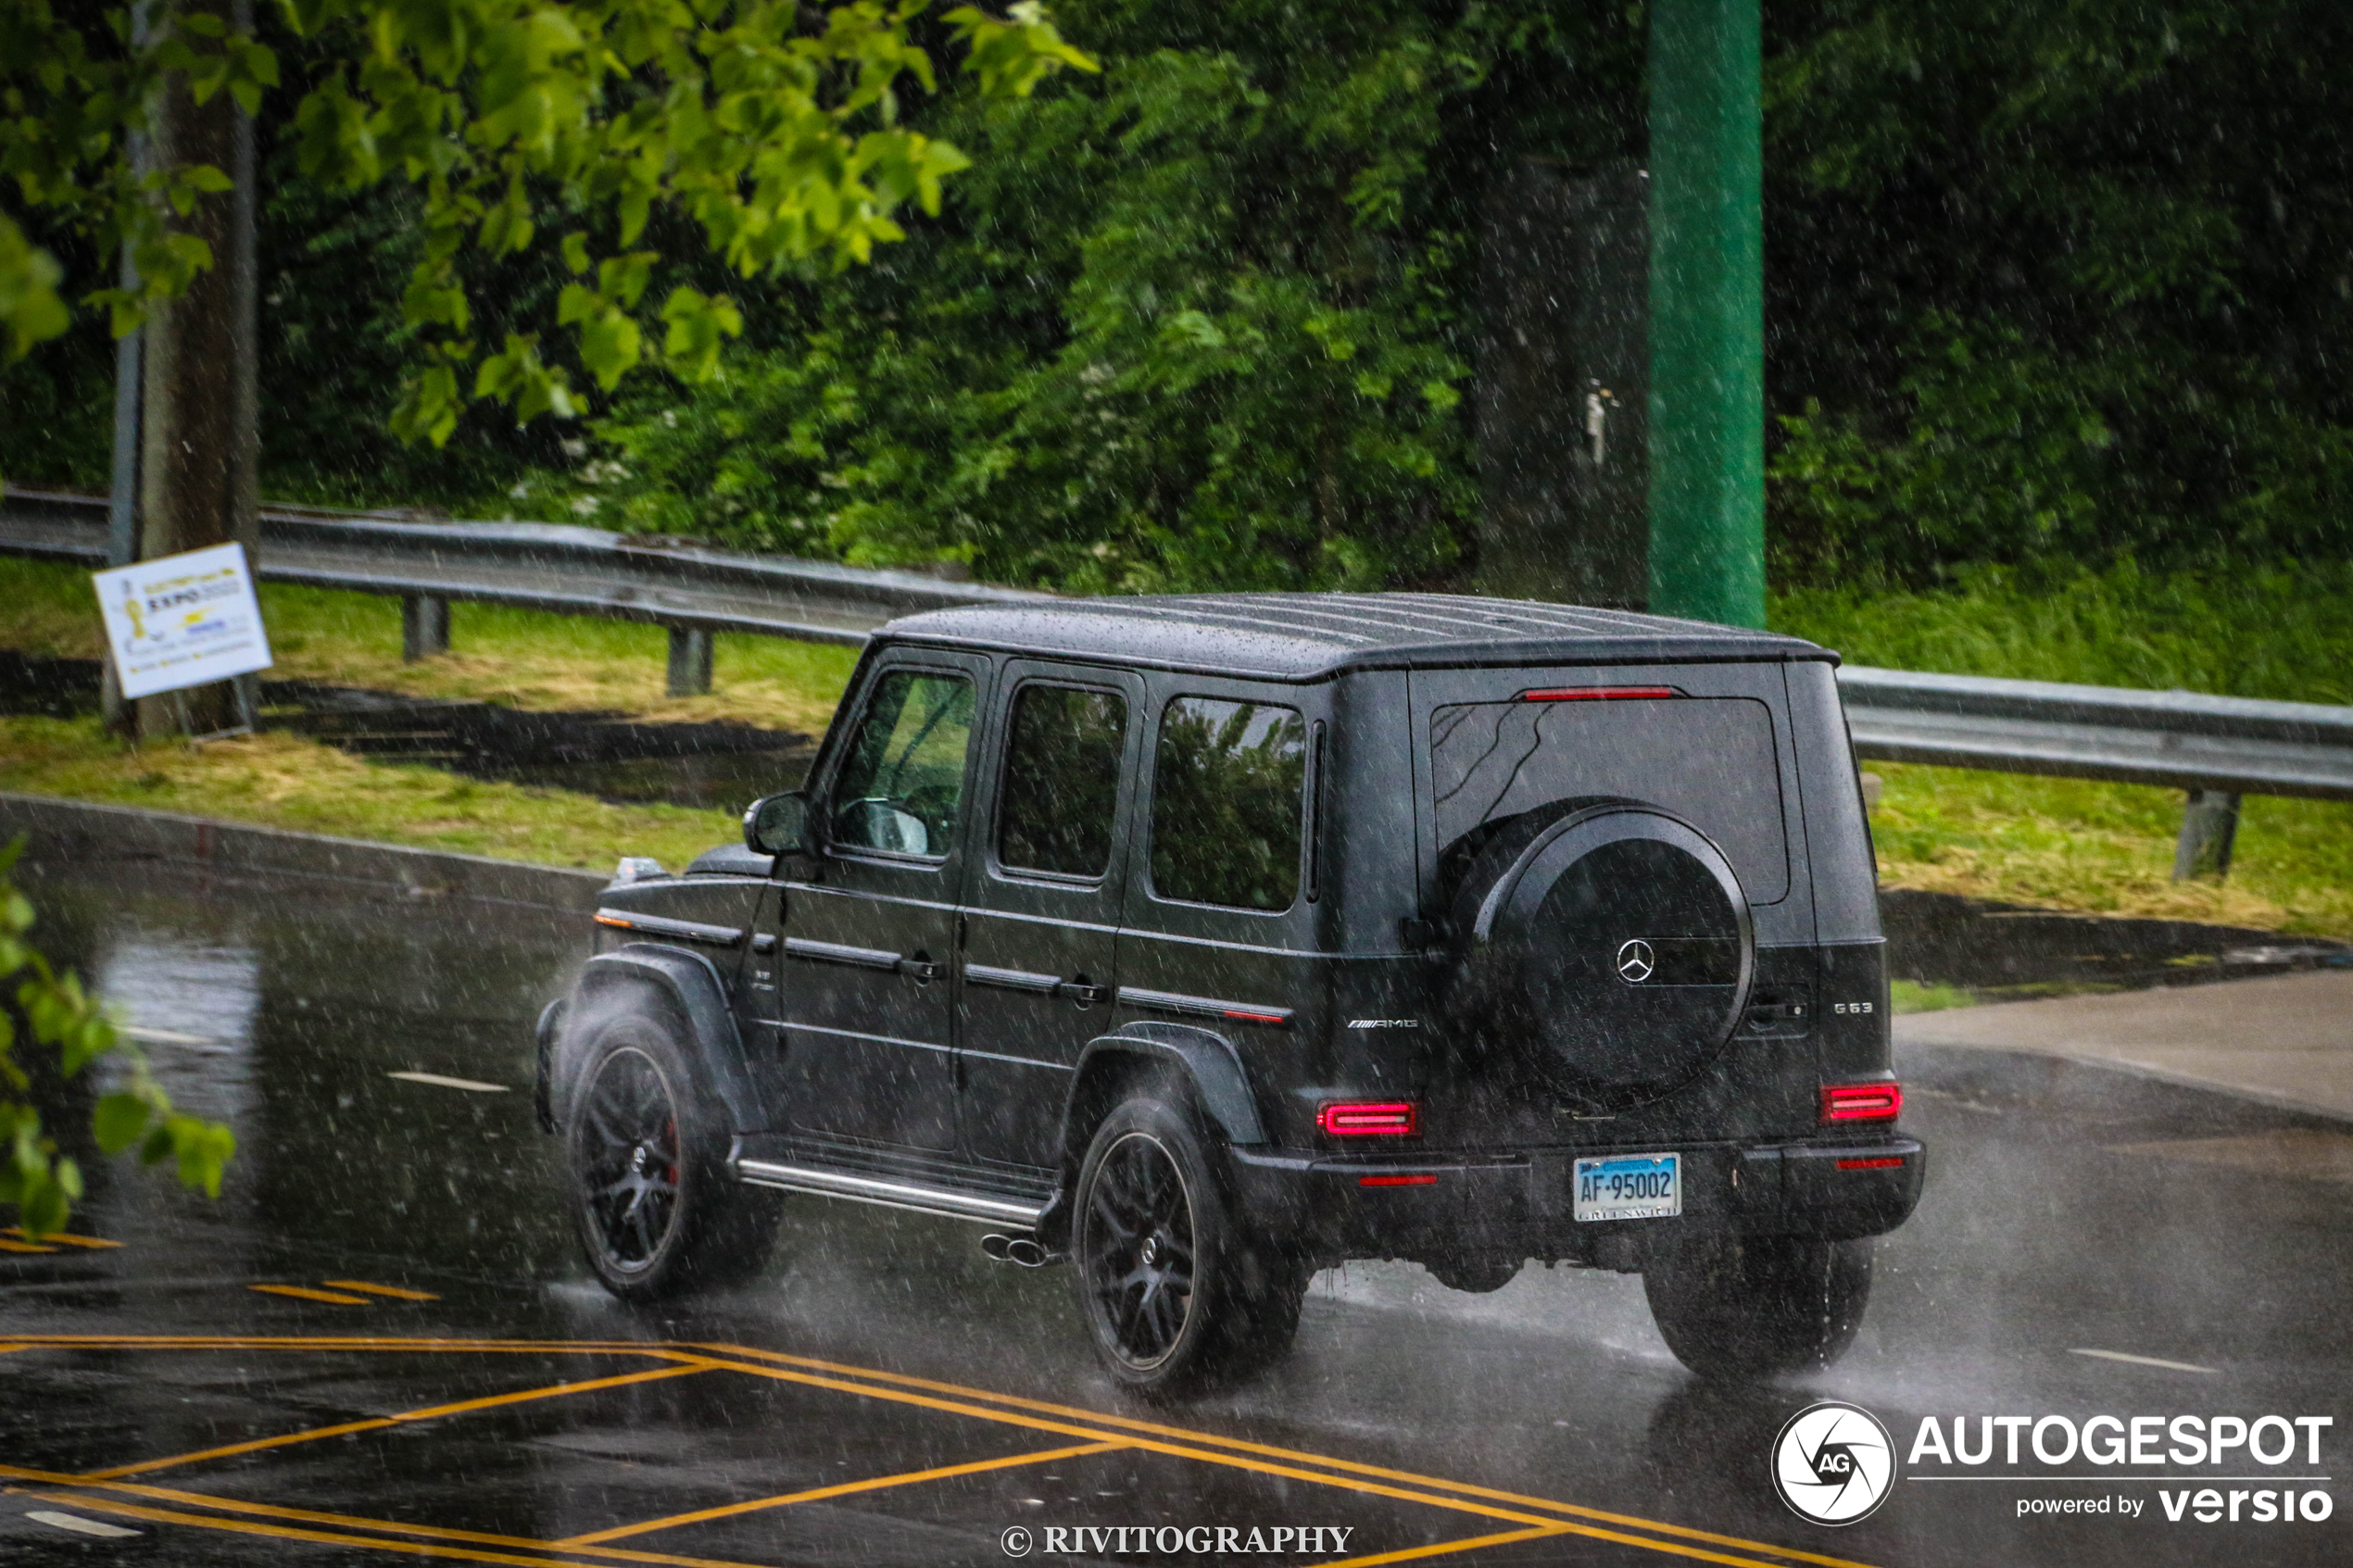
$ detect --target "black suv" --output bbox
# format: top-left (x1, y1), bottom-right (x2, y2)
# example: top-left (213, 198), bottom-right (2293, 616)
top-left (536, 595), bottom-right (1922, 1392)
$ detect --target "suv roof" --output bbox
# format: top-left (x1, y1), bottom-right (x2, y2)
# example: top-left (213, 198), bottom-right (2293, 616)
top-left (883, 593), bottom-right (1832, 680)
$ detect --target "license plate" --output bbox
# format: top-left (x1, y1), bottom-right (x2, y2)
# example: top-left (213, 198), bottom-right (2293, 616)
top-left (1573, 1153), bottom-right (1680, 1223)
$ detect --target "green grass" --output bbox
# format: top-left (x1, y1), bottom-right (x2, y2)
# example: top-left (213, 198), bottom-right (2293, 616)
top-left (5, 551), bottom-right (2350, 927)
top-left (0, 556), bottom-right (860, 734)
top-left (1890, 979), bottom-right (1975, 1014)
top-left (0, 714), bottom-right (740, 873)
top-left (1770, 558), bottom-right (2353, 703)
top-left (0, 555), bottom-right (855, 874)
top-left (1770, 559), bottom-right (2353, 939)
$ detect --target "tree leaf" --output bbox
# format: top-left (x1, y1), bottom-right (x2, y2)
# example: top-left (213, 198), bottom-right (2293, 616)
top-left (92, 1093), bottom-right (149, 1156)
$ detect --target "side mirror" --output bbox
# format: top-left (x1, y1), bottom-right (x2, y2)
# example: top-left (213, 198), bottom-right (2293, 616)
top-left (744, 791), bottom-right (814, 858)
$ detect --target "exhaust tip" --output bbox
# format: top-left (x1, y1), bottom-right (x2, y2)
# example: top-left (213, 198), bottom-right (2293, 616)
top-left (980, 1234), bottom-right (1055, 1267)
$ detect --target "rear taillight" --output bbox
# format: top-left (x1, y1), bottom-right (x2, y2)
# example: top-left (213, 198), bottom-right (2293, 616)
top-left (1819, 1082), bottom-right (1903, 1123)
top-left (1317, 1101), bottom-right (1419, 1136)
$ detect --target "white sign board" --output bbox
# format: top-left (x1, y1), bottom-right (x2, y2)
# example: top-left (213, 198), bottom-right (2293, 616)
top-left (93, 543), bottom-right (274, 701)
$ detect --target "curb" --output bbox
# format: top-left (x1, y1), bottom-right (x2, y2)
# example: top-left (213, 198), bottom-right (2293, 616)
top-left (0, 790), bottom-right (607, 913)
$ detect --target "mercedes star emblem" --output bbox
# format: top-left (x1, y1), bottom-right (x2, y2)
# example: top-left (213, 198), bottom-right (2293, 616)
top-left (1616, 938), bottom-right (1656, 984)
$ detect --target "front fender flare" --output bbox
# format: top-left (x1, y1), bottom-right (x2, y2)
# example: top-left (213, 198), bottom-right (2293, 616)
top-left (1068, 1022), bottom-right (1267, 1150)
top-left (556, 944), bottom-right (766, 1135)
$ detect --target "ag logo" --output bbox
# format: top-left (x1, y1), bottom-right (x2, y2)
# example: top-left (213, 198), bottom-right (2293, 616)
top-left (1615, 939), bottom-right (1655, 984)
top-left (1771, 1401), bottom-right (1894, 1525)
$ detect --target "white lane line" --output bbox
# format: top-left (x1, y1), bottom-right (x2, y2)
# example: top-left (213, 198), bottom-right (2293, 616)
top-left (386, 1072), bottom-right (510, 1094)
top-left (2070, 1347), bottom-right (2220, 1374)
top-left (28, 1510), bottom-right (144, 1538)
top-left (121, 1025), bottom-right (227, 1050)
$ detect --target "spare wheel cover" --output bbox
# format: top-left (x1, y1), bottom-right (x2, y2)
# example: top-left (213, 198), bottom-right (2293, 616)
top-left (1456, 804), bottom-right (1755, 1098)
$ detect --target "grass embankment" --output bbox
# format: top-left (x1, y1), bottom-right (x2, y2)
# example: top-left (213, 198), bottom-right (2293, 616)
top-left (1771, 562), bottom-right (2353, 939)
top-left (4, 554), bottom-right (2350, 935)
top-left (2, 556), bottom-right (857, 734)
top-left (1, 558), bottom-right (859, 873)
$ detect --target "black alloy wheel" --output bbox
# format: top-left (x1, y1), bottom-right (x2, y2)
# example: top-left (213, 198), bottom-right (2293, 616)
top-left (1072, 1089), bottom-right (1307, 1395)
top-left (1081, 1129), bottom-right (1200, 1371)
top-left (561, 1004), bottom-right (781, 1301)
top-left (577, 1046), bottom-right (683, 1274)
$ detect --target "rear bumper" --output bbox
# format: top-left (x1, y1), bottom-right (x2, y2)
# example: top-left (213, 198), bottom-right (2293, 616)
top-left (1227, 1134), bottom-right (1925, 1264)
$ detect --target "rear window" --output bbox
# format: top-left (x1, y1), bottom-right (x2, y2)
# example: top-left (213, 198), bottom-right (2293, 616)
top-left (1150, 697), bottom-right (1306, 911)
top-left (1430, 696), bottom-right (1789, 903)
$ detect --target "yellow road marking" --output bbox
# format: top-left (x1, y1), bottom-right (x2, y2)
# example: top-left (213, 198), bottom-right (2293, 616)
top-left (1325, 1524), bottom-right (1579, 1567)
top-left (691, 1354), bottom-right (1827, 1567)
top-left (324, 1280), bottom-right (442, 1301)
top-left (559, 1439), bottom-right (1127, 1547)
top-left (4, 1335), bottom-right (675, 1353)
top-left (13, 1335), bottom-right (1881, 1568)
top-left (251, 1284), bottom-right (372, 1306)
top-left (83, 1359), bottom-right (723, 1480)
top-left (0, 1467), bottom-right (801, 1568)
top-left (4, 1228), bottom-right (119, 1249)
top-left (0, 1238), bottom-right (57, 1253)
top-left (27, 1491), bottom-right (692, 1568)
top-left (692, 1341), bottom-right (1882, 1568)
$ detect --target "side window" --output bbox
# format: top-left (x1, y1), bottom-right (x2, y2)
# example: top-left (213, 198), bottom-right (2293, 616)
top-left (1150, 696), bottom-right (1306, 911)
top-left (828, 670), bottom-right (976, 858)
top-left (998, 684), bottom-right (1128, 879)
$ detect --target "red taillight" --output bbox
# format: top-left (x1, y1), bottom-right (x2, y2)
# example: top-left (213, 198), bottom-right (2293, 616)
top-left (1520, 685), bottom-right (1677, 702)
top-left (1836, 1157), bottom-right (1906, 1171)
top-left (1359, 1173), bottom-right (1438, 1187)
top-left (1820, 1082), bottom-right (1903, 1123)
top-left (1317, 1101), bottom-right (1419, 1136)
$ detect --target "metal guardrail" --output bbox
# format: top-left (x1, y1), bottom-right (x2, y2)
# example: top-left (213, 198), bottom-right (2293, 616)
top-left (1836, 667), bottom-right (2353, 879)
top-left (0, 486), bottom-right (1046, 659)
top-left (6, 486), bottom-right (2349, 875)
top-left (1838, 666), bottom-right (2353, 803)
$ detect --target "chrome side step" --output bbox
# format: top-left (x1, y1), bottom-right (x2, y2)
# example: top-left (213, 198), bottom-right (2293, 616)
top-left (732, 1157), bottom-right (1050, 1231)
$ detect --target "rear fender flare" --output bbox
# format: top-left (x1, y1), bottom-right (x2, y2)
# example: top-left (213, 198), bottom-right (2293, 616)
top-left (1065, 1022), bottom-right (1268, 1157)
top-left (557, 945), bottom-right (765, 1135)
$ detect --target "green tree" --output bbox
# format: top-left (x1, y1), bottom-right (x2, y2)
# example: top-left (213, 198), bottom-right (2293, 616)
top-left (589, 0), bottom-right (1639, 591)
top-left (1, 838), bottom-right (233, 1240)
top-left (1763, 0), bottom-right (2353, 582)
top-left (0, 0), bottom-right (1093, 480)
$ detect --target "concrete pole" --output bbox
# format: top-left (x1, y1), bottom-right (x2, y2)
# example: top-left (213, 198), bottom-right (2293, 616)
top-left (1645, 0), bottom-right (1766, 629)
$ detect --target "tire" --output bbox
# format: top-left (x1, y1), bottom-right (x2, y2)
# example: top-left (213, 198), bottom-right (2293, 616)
top-left (565, 1001), bottom-right (781, 1301)
top-left (1071, 1090), bottom-right (1303, 1397)
top-left (1427, 1254), bottom-right (1523, 1294)
top-left (1642, 1234), bottom-right (1872, 1380)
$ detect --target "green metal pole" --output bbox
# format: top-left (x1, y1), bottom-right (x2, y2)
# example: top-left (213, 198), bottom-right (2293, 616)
top-left (1647, 0), bottom-right (1765, 628)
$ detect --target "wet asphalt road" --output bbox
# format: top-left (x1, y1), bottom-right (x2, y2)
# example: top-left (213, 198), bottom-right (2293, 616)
top-left (3, 861), bottom-right (2348, 1568)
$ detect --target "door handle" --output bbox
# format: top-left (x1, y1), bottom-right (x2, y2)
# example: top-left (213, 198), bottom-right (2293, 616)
top-left (1055, 981), bottom-right (1111, 1006)
top-left (899, 958), bottom-right (945, 984)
